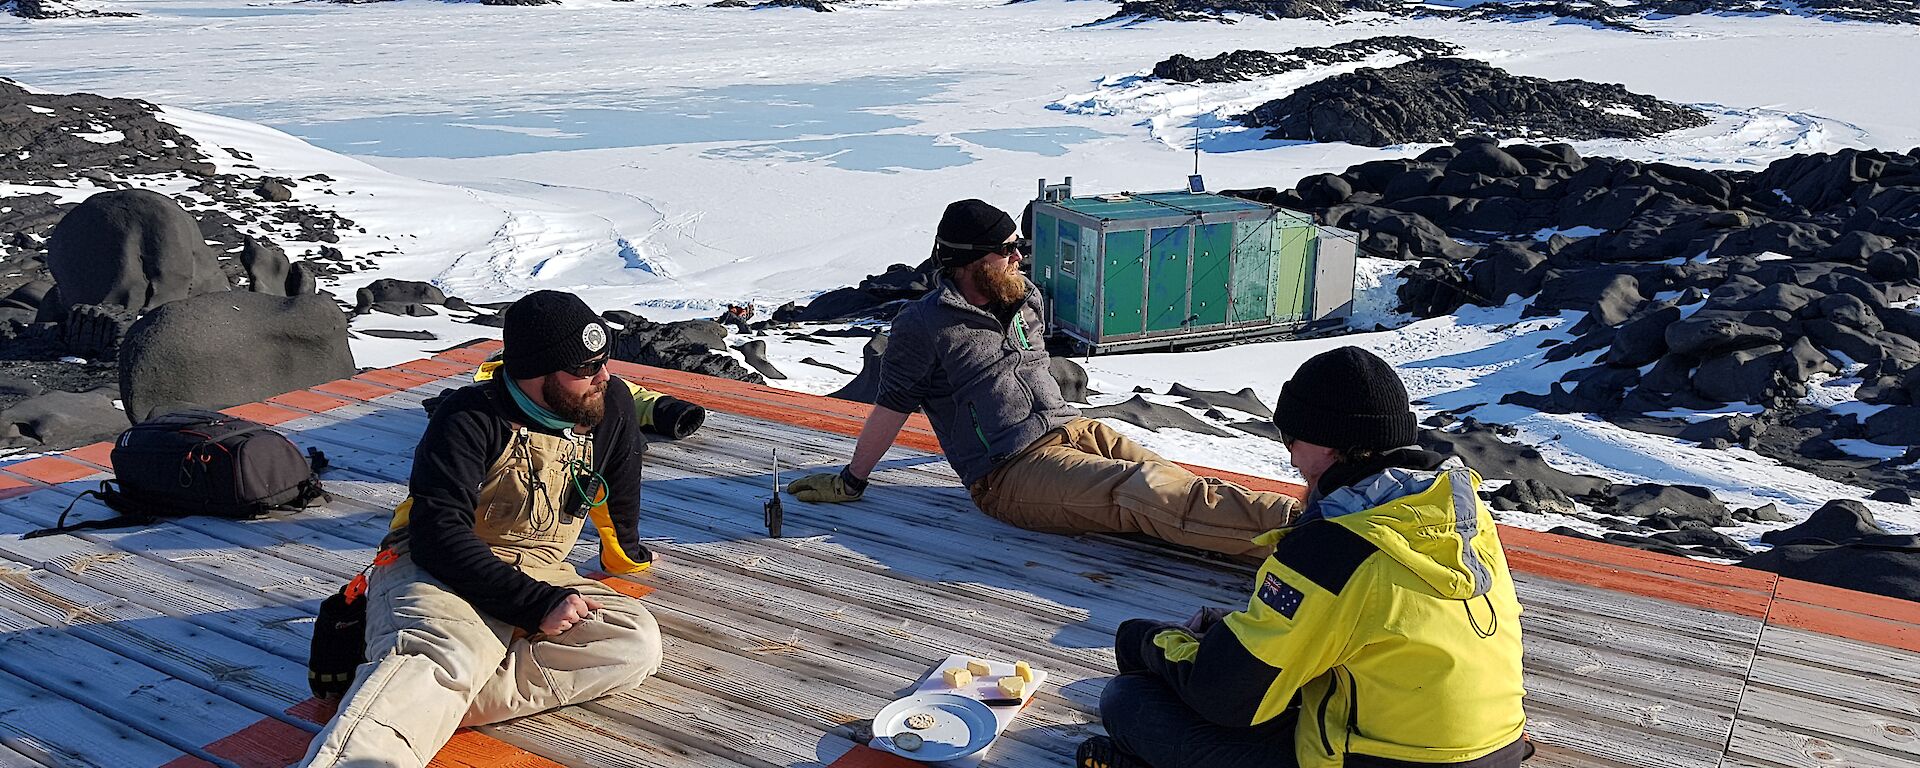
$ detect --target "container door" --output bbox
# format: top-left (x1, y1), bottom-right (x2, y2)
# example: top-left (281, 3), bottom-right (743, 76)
top-left (1145, 226), bottom-right (1190, 333)
top-left (1102, 229), bottom-right (1146, 337)
top-left (1052, 217), bottom-right (1079, 333)
top-left (1231, 218), bottom-right (1273, 323)
top-left (1271, 222), bottom-right (1317, 323)
top-left (1077, 227), bottom-right (1099, 332)
top-left (1191, 222), bottom-right (1233, 328)
top-left (1032, 211), bottom-right (1059, 328)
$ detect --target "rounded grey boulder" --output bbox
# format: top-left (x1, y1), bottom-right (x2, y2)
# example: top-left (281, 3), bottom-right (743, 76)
top-left (119, 291), bottom-right (355, 422)
top-left (44, 189), bottom-right (231, 316)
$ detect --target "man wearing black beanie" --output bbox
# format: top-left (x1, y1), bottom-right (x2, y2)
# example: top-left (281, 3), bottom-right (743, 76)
top-left (785, 199), bottom-right (1301, 559)
top-left (302, 289), bottom-right (666, 768)
top-left (1082, 346), bottom-right (1530, 768)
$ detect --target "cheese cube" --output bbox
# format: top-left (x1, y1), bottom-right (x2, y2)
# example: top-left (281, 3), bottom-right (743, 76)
top-left (965, 659), bottom-right (992, 677)
top-left (997, 676), bottom-right (1025, 698)
top-left (942, 667), bottom-right (973, 687)
top-left (1014, 661), bottom-right (1034, 683)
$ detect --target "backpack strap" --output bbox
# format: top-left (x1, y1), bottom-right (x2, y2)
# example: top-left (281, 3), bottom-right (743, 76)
top-left (22, 481), bottom-right (156, 539)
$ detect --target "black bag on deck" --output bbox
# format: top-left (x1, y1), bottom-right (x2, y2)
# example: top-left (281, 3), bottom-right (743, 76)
top-left (25, 410), bottom-right (328, 538)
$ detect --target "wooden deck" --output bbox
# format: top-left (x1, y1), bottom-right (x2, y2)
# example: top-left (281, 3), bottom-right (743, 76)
top-left (0, 340), bottom-right (1914, 768)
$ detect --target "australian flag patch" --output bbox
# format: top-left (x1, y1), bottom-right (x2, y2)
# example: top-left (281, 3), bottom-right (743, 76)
top-left (1258, 572), bottom-right (1305, 618)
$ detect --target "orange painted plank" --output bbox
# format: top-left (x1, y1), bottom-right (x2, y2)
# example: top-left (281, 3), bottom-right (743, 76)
top-left (430, 731), bottom-right (564, 768)
top-left (1767, 599), bottom-right (1920, 654)
top-left (1505, 548), bottom-right (1773, 618)
top-left (826, 744), bottom-right (926, 768)
top-left (357, 368), bottom-right (439, 390)
top-left (1775, 578), bottom-right (1920, 626)
top-left (313, 379), bottom-right (400, 402)
top-left (3, 456), bottom-right (104, 485)
top-left (199, 717), bottom-right (314, 768)
top-left (436, 341), bottom-right (502, 365)
top-left (397, 358), bottom-right (474, 378)
top-left (268, 389), bottom-right (356, 414)
top-left (284, 698), bottom-right (564, 767)
top-left (1499, 526), bottom-right (1778, 593)
top-left (286, 698), bottom-right (338, 725)
top-left (65, 441), bottom-right (116, 469)
top-left (221, 402), bottom-right (310, 427)
top-left (588, 571), bottom-right (657, 600)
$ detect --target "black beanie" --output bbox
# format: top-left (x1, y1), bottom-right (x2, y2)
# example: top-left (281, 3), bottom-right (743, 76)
top-left (934, 199), bottom-right (1017, 269)
top-left (501, 290), bottom-right (612, 379)
top-left (1272, 346), bottom-right (1416, 451)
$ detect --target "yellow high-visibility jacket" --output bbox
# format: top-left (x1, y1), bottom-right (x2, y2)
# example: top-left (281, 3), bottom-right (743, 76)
top-left (1130, 453), bottom-right (1528, 767)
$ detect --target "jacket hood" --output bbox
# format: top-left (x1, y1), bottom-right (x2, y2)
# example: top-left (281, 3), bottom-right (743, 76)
top-left (1311, 456), bottom-right (1498, 600)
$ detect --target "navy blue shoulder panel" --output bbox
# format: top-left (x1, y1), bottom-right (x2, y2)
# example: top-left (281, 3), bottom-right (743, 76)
top-left (1271, 521), bottom-right (1379, 595)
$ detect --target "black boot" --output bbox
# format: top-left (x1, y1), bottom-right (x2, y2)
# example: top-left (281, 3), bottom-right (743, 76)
top-left (1075, 735), bottom-right (1150, 768)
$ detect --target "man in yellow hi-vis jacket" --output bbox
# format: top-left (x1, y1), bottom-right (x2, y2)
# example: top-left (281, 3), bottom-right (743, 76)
top-left (302, 291), bottom-right (668, 768)
top-left (1080, 346), bottom-right (1530, 768)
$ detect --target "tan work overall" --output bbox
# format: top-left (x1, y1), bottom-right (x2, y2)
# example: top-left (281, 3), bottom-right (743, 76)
top-left (301, 427), bottom-right (663, 768)
top-left (970, 418), bottom-right (1301, 560)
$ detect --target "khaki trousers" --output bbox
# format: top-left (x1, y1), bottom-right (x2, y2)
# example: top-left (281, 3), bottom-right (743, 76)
top-left (971, 418), bottom-right (1299, 559)
top-left (300, 554), bottom-right (663, 768)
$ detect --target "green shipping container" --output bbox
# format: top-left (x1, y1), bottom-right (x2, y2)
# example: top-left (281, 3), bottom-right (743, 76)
top-left (1030, 189), bottom-right (1325, 354)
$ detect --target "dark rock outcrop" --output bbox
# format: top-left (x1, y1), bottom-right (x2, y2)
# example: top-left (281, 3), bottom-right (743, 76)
top-left (1152, 36), bottom-right (1459, 83)
top-left (119, 292), bottom-right (355, 422)
top-left (1241, 58), bottom-right (1708, 148)
top-left (1081, 394), bottom-right (1236, 438)
top-left (611, 318), bottom-right (763, 384)
top-left (43, 189), bottom-right (232, 317)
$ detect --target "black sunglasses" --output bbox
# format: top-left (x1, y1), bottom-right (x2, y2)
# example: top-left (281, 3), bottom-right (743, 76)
top-left (937, 236), bottom-right (1030, 257)
top-left (563, 356), bottom-right (610, 378)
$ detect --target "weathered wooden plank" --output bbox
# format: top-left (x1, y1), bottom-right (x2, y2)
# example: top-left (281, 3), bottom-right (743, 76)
top-left (0, 666), bottom-right (190, 768)
top-left (1522, 633), bottom-right (1743, 707)
top-left (1734, 682), bottom-right (1920, 764)
top-left (0, 505), bottom-right (316, 661)
top-left (0, 599), bottom-right (279, 766)
top-left (1517, 605), bottom-right (1756, 677)
top-left (1725, 716), bottom-right (1920, 768)
top-left (1748, 654), bottom-right (1920, 721)
top-left (0, 742), bottom-right (44, 768)
top-left (1522, 699), bottom-right (1724, 768)
top-left (0, 557), bottom-right (315, 721)
top-left (1513, 572), bottom-right (1765, 646)
top-left (1522, 665), bottom-right (1735, 745)
top-left (1757, 626), bottom-right (1920, 689)
top-left (0, 490), bottom-right (341, 605)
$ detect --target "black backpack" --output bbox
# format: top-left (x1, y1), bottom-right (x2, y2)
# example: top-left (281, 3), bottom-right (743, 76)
top-left (26, 410), bottom-right (329, 538)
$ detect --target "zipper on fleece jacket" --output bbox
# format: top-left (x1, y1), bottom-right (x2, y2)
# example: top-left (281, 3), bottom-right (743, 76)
top-left (967, 401), bottom-right (993, 452)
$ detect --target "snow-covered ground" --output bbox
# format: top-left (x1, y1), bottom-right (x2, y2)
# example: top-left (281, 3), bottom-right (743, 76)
top-left (5, 0), bottom-right (1920, 543)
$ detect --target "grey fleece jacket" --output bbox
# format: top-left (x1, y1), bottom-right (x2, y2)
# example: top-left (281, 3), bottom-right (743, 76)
top-left (875, 275), bottom-right (1079, 488)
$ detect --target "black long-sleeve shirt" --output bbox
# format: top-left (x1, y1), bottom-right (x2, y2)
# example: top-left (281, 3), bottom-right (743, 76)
top-left (401, 376), bottom-right (646, 632)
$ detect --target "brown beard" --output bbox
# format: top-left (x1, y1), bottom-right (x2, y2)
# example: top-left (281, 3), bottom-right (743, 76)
top-left (962, 257), bottom-right (1028, 310)
top-left (542, 376), bottom-right (607, 426)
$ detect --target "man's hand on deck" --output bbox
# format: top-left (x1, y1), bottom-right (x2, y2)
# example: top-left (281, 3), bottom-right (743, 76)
top-left (786, 467), bottom-right (868, 503)
top-left (540, 593), bottom-right (604, 636)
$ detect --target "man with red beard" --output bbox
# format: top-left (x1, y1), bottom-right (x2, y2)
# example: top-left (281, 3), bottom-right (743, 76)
top-left (786, 200), bottom-right (1301, 559)
top-left (301, 290), bottom-right (662, 768)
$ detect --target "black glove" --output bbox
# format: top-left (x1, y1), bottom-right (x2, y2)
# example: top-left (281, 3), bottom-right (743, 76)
top-left (647, 396), bottom-right (706, 440)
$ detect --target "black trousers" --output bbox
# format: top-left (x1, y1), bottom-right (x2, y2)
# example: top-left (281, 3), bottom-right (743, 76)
top-left (1099, 672), bottom-right (1300, 768)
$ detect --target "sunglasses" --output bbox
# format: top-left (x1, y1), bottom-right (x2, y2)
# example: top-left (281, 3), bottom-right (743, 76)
top-left (937, 236), bottom-right (1030, 257)
top-left (563, 356), bottom-right (610, 378)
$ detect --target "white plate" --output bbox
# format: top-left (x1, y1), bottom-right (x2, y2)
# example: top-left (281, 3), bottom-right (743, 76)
top-left (871, 693), bottom-right (998, 763)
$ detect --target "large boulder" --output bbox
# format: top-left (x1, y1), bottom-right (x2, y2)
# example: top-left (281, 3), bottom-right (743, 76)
top-left (1240, 58), bottom-right (1707, 148)
top-left (1760, 499), bottom-right (1888, 546)
top-left (43, 189), bottom-right (230, 316)
top-left (119, 291), bottom-right (355, 422)
top-left (1739, 538), bottom-right (1920, 603)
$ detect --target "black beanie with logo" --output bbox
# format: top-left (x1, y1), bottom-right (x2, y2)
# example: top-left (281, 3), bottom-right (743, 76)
top-left (1272, 346), bottom-right (1417, 451)
top-left (501, 290), bottom-right (612, 379)
top-left (933, 199), bottom-right (1017, 270)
